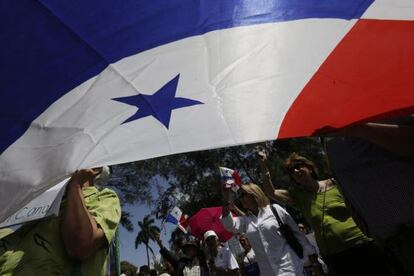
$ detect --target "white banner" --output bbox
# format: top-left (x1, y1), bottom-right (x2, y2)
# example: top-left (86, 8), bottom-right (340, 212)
top-left (0, 179), bottom-right (68, 228)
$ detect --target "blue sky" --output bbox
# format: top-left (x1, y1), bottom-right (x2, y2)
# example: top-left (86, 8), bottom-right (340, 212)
top-left (119, 203), bottom-right (177, 268)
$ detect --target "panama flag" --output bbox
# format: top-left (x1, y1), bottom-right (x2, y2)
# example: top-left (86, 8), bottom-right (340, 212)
top-left (1, 0), bottom-right (414, 222)
top-left (219, 167), bottom-right (242, 192)
top-left (166, 207), bottom-right (188, 234)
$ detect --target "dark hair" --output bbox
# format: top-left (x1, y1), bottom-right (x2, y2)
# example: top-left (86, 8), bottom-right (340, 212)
top-left (139, 265), bottom-right (150, 273)
top-left (150, 269), bottom-right (157, 276)
top-left (284, 153), bottom-right (319, 180)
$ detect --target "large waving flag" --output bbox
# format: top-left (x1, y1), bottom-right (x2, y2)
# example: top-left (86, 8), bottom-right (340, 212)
top-left (1, 0), bottom-right (414, 222)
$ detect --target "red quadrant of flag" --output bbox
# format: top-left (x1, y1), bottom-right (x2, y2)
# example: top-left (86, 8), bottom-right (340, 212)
top-left (279, 19), bottom-right (414, 138)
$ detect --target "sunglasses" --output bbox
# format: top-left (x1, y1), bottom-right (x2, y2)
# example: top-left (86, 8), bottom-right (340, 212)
top-left (286, 161), bottom-right (306, 174)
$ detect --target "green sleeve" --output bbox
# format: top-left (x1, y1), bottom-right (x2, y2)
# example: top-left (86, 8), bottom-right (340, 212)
top-left (0, 228), bottom-right (14, 240)
top-left (87, 189), bottom-right (121, 245)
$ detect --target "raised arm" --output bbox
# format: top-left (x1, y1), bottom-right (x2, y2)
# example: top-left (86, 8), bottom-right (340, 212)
top-left (221, 188), bottom-right (247, 234)
top-left (257, 149), bottom-right (294, 205)
top-left (155, 231), bottom-right (179, 269)
top-left (61, 169), bottom-right (107, 260)
top-left (340, 122), bottom-right (414, 159)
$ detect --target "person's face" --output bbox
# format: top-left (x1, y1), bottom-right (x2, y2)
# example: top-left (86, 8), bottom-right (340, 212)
top-left (164, 260), bottom-right (173, 273)
top-left (206, 236), bottom-right (218, 251)
top-left (183, 245), bottom-right (198, 259)
top-left (139, 272), bottom-right (149, 276)
top-left (239, 190), bottom-right (257, 210)
top-left (287, 161), bottom-right (314, 185)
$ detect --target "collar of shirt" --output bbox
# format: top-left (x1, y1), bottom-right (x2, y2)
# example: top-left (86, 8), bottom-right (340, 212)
top-left (246, 205), bottom-right (274, 226)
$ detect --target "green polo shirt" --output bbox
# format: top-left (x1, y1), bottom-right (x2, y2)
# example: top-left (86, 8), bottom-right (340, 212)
top-left (289, 185), bottom-right (371, 256)
top-left (0, 186), bottom-right (121, 276)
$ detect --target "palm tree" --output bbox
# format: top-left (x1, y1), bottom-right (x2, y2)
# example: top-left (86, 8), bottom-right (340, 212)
top-left (135, 215), bottom-right (161, 266)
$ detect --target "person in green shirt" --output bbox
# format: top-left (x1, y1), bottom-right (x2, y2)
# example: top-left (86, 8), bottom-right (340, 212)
top-left (258, 151), bottom-right (391, 276)
top-left (0, 167), bottom-right (121, 276)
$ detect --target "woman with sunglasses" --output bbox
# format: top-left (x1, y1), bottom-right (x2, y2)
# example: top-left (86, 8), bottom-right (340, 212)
top-left (258, 152), bottom-right (391, 276)
top-left (221, 183), bottom-right (322, 276)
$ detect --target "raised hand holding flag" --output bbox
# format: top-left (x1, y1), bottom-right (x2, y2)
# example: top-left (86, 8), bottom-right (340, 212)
top-left (165, 206), bottom-right (188, 234)
top-left (219, 167), bottom-right (242, 192)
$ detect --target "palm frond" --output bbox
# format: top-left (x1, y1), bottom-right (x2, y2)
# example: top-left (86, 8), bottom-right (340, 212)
top-left (135, 233), bottom-right (143, 249)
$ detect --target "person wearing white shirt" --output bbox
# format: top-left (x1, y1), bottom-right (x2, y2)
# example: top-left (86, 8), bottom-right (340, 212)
top-left (221, 183), bottom-right (323, 276)
top-left (204, 230), bottom-right (240, 276)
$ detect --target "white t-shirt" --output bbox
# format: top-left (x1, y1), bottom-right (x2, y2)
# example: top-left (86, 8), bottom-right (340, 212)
top-left (222, 204), bottom-right (316, 276)
top-left (214, 245), bottom-right (239, 271)
top-left (183, 264), bottom-right (201, 276)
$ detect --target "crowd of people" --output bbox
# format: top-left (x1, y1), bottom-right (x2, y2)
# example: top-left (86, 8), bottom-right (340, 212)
top-left (0, 120), bottom-right (413, 275)
top-left (136, 120), bottom-right (414, 276)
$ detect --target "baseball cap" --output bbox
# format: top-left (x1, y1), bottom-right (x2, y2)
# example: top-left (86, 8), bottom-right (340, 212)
top-left (203, 230), bottom-right (218, 241)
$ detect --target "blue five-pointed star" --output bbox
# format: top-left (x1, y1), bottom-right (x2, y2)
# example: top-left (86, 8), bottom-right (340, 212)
top-left (113, 74), bottom-right (203, 129)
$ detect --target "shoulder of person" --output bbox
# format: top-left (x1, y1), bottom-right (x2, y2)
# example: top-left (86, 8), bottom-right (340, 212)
top-left (269, 203), bottom-right (286, 213)
top-left (269, 204), bottom-right (291, 220)
top-left (94, 188), bottom-right (121, 204)
top-left (323, 178), bottom-right (337, 191)
top-left (98, 187), bottom-right (119, 197)
top-left (85, 187), bottom-right (121, 220)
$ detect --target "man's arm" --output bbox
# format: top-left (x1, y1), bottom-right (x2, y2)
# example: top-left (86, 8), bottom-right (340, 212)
top-left (155, 232), bottom-right (179, 268)
top-left (61, 170), bottom-right (106, 260)
top-left (221, 188), bottom-right (248, 234)
top-left (340, 122), bottom-right (414, 159)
